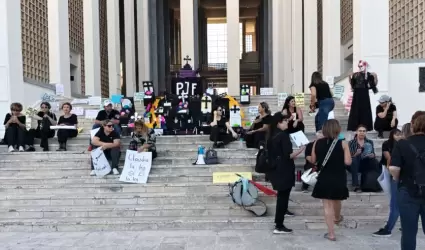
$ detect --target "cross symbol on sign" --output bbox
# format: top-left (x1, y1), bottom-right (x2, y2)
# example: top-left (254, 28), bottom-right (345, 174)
top-left (183, 55), bottom-right (192, 64)
top-left (230, 105), bottom-right (240, 114)
top-left (201, 96), bottom-right (212, 109)
top-left (179, 94), bottom-right (188, 103)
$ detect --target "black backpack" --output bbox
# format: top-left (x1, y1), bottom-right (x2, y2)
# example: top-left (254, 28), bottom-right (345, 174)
top-left (409, 144), bottom-right (425, 198)
top-left (255, 134), bottom-right (280, 173)
top-left (205, 148), bottom-right (218, 165)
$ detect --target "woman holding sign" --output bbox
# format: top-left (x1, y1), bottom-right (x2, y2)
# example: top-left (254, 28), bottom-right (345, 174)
top-left (281, 96), bottom-right (305, 134)
top-left (309, 72), bottom-right (334, 132)
top-left (245, 102), bottom-right (272, 148)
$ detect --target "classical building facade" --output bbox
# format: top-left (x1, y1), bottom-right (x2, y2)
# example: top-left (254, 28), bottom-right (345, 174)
top-left (1, 0), bottom-right (424, 125)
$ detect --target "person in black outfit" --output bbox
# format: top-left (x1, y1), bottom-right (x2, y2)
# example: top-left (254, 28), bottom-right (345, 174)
top-left (302, 132), bottom-right (324, 192)
top-left (245, 102), bottom-right (272, 148)
top-left (3, 103), bottom-right (26, 152)
top-left (209, 106), bottom-right (238, 148)
top-left (91, 119), bottom-right (121, 176)
top-left (309, 72), bottom-right (335, 132)
top-left (311, 119), bottom-right (352, 241)
top-left (26, 102), bottom-right (57, 151)
top-left (282, 96), bottom-right (305, 134)
top-left (267, 112), bottom-right (305, 234)
top-left (56, 102), bottom-right (78, 151)
top-left (347, 61), bottom-right (378, 132)
top-left (374, 95), bottom-right (398, 138)
top-left (93, 100), bottom-right (121, 134)
top-left (390, 111), bottom-right (425, 250)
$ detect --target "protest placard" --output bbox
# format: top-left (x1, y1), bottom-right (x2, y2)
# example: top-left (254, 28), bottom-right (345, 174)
top-left (120, 150), bottom-right (153, 184)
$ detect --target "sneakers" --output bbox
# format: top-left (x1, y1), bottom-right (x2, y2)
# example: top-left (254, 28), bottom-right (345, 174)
top-left (18, 146), bottom-right (24, 152)
top-left (25, 146), bottom-right (35, 152)
top-left (273, 226), bottom-right (293, 234)
top-left (372, 228), bottom-right (392, 237)
top-left (90, 170), bottom-right (96, 176)
top-left (8, 146), bottom-right (15, 153)
top-left (112, 168), bottom-right (119, 175)
top-left (285, 211), bottom-right (295, 217)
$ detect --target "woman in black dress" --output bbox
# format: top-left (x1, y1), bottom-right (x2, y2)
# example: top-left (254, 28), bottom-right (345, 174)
top-left (56, 102), bottom-right (78, 151)
top-left (245, 102), bottom-right (272, 148)
top-left (311, 119), bottom-right (352, 241)
top-left (347, 62), bottom-right (378, 131)
top-left (209, 106), bottom-right (238, 148)
top-left (267, 112), bottom-right (305, 234)
top-left (281, 96), bottom-right (305, 134)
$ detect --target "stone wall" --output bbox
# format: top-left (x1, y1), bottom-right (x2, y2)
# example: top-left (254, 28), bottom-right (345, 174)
top-left (340, 0), bottom-right (353, 45)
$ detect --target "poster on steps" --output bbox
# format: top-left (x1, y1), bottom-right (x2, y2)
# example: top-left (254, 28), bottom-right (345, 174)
top-left (294, 93), bottom-right (305, 107)
top-left (290, 131), bottom-right (310, 147)
top-left (120, 150), bottom-right (153, 184)
top-left (91, 148), bottom-right (112, 177)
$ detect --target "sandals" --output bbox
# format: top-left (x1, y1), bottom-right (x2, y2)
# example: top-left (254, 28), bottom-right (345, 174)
top-left (334, 215), bottom-right (344, 225)
top-left (324, 233), bottom-right (336, 241)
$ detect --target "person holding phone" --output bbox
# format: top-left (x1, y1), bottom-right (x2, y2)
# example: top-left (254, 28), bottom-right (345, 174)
top-left (374, 95), bottom-right (398, 139)
top-left (3, 103), bottom-right (27, 152)
top-left (209, 105), bottom-right (238, 148)
top-left (26, 102), bottom-right (57, 151)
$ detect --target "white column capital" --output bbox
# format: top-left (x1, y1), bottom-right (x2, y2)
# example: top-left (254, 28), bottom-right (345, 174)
top-left (84, 0), bottom-right (102, 96)
top-left (48, 0), bottom-right (71, 97)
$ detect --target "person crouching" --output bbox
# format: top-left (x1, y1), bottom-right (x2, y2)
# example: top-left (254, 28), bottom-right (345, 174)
top-left (129, 119), bottom-right (157, 159)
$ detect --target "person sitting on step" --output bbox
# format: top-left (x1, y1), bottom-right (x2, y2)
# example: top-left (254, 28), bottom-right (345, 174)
top-left (26, 102), bottom-right (57, 152)
top-left (282, 96), bottom-right (305, 134)
top-left (90, 119), bottom-right (121, 176)
top-left (374, 95), bottom-right (398, 139)
top-left (93, 100), bottom-right (121, 135)
top-left (129, 119), bottom-right (157, 159)
top-left (245, 102), bottom-right (272, 149)
top-left (348, 124), bottom-right (376, 192)
top-left (209, 105), bottom-right (238, 148)
top-left (56, 102), bottom-right (78, 151)
top-left (3, 102), bottom-right (26, 152)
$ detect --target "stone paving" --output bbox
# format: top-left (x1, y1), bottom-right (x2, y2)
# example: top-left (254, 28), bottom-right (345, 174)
top-left (0, 229), bottom-right (423, 250)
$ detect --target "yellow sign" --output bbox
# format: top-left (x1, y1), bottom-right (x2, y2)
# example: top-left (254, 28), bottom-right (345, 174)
top-left (294, 93), bottom-right (305, 107)
top-left (212, 172), bottom-right (252, 184)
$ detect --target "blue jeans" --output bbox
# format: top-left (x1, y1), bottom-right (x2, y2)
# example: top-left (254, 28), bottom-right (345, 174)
top-left (315, 98), bottom-right (335, 132)
top-left (384, 179), bottom-right (399, 232)
top-left (398, 187), bottom-right (425, 250)
top-left (350, 155), bottom-right (362, 187)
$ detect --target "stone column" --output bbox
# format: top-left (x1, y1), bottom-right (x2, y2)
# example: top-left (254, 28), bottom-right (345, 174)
top-left (107, 0), bottom-right (121, 95)
top-left (84, 0), bottom-right (102, 96)
top-left (137, 0), bottom-right (151, 84)
top-left (0, 0), bottom-right (24, 137)
top-left (124, 0), bottom-right (136, 96)
top-left (322, 0), bottom-right (341, 80)
top-left (180, 0), bottom-right (198, 67)
top-left (292, 0), bottom-right (303, 93)
top-left (353, 0), bottom-right (389, 92)
top-left (271, 0), bottom-right (283, 92)
top-left (226, 0), bottom-right (240, 96)
top-left (303, 0), bottom-right (318, 89)
top-left (48, 0), bottom-right (71, 97)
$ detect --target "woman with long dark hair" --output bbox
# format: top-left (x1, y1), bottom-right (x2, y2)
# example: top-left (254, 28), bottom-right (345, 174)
top-left (245, 102), bottom-right (272, 148)
top-left (282, 96), bottom-right (305, 134)
top-left (267, 112), bottom-right (305, 234)
top-left (209, 105), bottom-right (238, 148)
top-left (26, 102), bottom-right (57, 151)
top-left (372, 129), bottom-right (402, 237)
top-left (309, 72), bottom-right (334, 132)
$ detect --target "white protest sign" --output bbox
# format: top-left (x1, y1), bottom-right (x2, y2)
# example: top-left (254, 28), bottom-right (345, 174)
top-left (85, 109), bottom-right (99, 119)
top-left (333, 85), bottom-right (345, 100)
top-left (88, 96), bottom-right (102, 106)
top-left (91, 148), bottom-right (111, 177)
top-left (55, 83), bottom-right (64, 96)
top-left (71, 99), bottom-right (89, 105)
top-left (290, 131), bottom-right (310, 147)
top-left (277, 93), bottom-right (288, 107)
top-left (90, 128), bottom-right (100, 139)
top-left (248, 106), bottom-right (258, 115)
top-left (120, 150), bottom-right (153, 184)
top-left (72, 107), bottom-right (85, 116)
top-left (260, 88), bottom-right (273, 96)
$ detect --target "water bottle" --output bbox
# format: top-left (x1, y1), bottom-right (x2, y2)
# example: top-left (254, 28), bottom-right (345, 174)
top-left (198, 145), bottom-right (204, 155)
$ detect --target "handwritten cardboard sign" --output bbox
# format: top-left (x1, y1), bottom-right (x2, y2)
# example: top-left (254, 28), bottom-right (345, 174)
top-left (120, 150), bottom-right (153, 184)
top-left (213, 172), bottom-right (252, 184)
top-left (91, 148), bottom-right (111, 177)
top-left (277, 92), bottom-right (288, 107)
top-left (294, 93), bottom-right (305, 107)
top-left (333, 85), bottom-right (345, 100)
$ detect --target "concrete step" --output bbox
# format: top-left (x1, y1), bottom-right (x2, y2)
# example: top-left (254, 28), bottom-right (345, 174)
top-left (0, 215), bottom-right (390, 232)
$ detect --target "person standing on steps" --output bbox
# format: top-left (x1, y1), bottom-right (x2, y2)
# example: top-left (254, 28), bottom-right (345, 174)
top-left (267, 112), bottom-right (305, 234)
top-left (374, 95), bottom-right (398, 139)
top-left (372, 129), bottom-right (402, 237)
top-left (390, 111), bottom-right (425, 250)
top-left (281, 96), bottom-right (305, 134)
top-left (347, 60), bottom-right (378, 133)
top-left (311, 119), bottom-right (352, 241)
top-left (90, 120), bottom-right (121, 176)
top-left (3, 103), bottom-right (26, 152)
top-left (209, 105), bottom-right (238, 148)
top-left (26, 102), bottom-right (57, 152)
top-left (309, 72), bottom-right (334, 132)
top-left (245, 102), bottom-right (272, 149)
top-left (302, 131), bottom-right (324, 193)
top-left (56, 102), bottom-right (78, 151)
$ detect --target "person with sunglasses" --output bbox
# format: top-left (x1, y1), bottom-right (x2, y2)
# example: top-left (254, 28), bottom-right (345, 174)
top-left (90, 119), bottom-right (121, 176)
top-left (26, 102), bottom-right (57, 151)
top-left (209, 105), bottom-right (238, 148)
top-left (3, 103), bottom-right (27, 152)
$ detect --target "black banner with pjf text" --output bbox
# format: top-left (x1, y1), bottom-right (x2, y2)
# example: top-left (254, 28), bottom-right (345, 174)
top-left (171, 77), bottom-right (204, 97)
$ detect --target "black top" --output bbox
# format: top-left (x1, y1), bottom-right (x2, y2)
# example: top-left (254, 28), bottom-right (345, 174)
top-left (267, 130), bottom-right (295, 191)
top-left (3, 113), bottom-right (26, 125)
top-left (96, 109), bottom-right (120, 121)
top-left (36, 111), bottom-right (57, 127)
top-left (391, 135), bottom-right (425, 193)
top-left (376, 104), bottom-right (397, 120)
top-left (304, 141), bottom-right (315, 170)
top-left (95, 127), bottom-right (120, 143)
top-left (351, 72), bottom-right (375, 89)
top-left (309, 82), bottom-right (333, 101)
top-left (380, 140), bottom-right (391, 167)
top-left (252, 114), bottom-right (272, 130)
top-left (216, 117), bottom-right (228, 128)
top-left (58, 114), bottom-right (78, 125)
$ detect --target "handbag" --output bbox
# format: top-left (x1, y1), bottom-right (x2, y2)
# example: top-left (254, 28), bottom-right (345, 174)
top-left (301, 139), bottom-right (338, 186)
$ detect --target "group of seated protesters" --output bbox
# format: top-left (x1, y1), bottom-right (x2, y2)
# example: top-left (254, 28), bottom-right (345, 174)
top-left (2, 102), bottom-right (78, 152)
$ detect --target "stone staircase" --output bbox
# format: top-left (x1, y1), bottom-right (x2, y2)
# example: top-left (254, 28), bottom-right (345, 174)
top-left (0, 95), bottom-right (390, 232)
